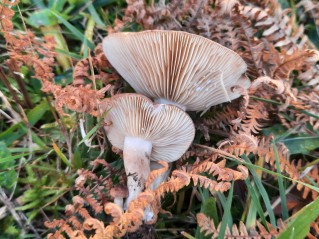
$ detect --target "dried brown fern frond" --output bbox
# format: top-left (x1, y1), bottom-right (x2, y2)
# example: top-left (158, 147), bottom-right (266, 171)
top-left (296, 0), bottom-right (319, 35)
top-left (155, 158), bottom-right (248, 200)
top-left (309, 216), bottom-right (319, 239)
top-left (202, 105), bottom-right (241, 132)
top-left (120, 0), bottom-right (191, 31)
top-left (73, 44), bottom-right (120, 87)
top-left (214, 0), bottom-right (241, 16)
top-left (194, 4), bottom-right (264, 79)
top-left (196, 212), bottom-right (286, 239)
top-left (241, 101), bottom-right (269, 135)
top-left (218, 130), bottom-right (259, 156)
top-left (263, 142), bottom-right (299, 180)
top-left (278, 90), bottom-right (319, 131)
top-left (83, 218), bottom-right (114, 239)
top-left (179, 146), bottom-right (215, 163)
top-left (293, 90), bottom-right (319, 130)
top-left (4, 30), bottom-right (56, 83)
top-left (219, 133), bottom-right (299, 180)
top-left (155, 170), bottom-right (191, 198)
top-left (190, 158), bottom-right (248, 181)
top-left (45, 160), bottom-right (118, 238)
top-left (46, 196), bottom-right (93, 239)
top-left (240, 4), bottom-right (308, 54)
top-left (42, 81), bottom-right (111, 116)
top-left (296, 163), bottom-right (319, 200)
top-left (263, 44), bottom-right (319, 81)
top-left (0, 0), bottom-right (20, 35)
top-left (3, 12), bottom-right (115, 117)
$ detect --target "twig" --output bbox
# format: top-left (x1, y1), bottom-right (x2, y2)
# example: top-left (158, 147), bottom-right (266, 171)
top-left (0, 188), bottom-right (41, 238)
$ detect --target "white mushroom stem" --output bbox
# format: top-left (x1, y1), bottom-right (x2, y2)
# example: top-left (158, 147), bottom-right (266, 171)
top-left (123, 136), bottom-right (152, 209)
top-left (154, 98), bottom-right (186, 111)
top-left (114, 197), bottom-right (124, 210)
top-left (149, 161), bottom-right (172, 191)
top-left (144, 161), bottom-right (173, 222)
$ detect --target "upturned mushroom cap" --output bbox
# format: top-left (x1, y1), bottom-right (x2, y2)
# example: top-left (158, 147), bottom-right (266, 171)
top-left (100, 93), bottom-right (195, 163)
top-left (103, 30), bottom-right (250, 111)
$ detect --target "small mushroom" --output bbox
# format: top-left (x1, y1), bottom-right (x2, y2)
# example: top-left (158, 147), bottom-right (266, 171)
top-left (103, 30), bottom-right (250, 112)
top-left (110, 184), bottom-right (128, 210)
top-left (100, 93), bottom-right (195, 208)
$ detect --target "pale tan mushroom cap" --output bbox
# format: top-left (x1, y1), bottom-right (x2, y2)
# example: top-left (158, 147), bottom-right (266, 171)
top-left (103, 30), bottom-right (250, 111)
top-left (101, 94), bottom-right (195, 163)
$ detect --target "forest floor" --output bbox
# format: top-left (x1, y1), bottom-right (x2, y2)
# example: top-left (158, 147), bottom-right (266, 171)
top-left (1, 0), bottom-right (319, 238)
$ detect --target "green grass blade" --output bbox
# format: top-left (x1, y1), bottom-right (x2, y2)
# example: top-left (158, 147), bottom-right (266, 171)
top-left (77, 123), bottom-right (100, 146)
top-left (217, 181), bottom-right (234, 239)
top-left (54, 47), bottom-right (83, 60)
top-left (273, 142), bottom-right (289, 220)
top-left (50, 10), bottom-right (95, 49)
top-left (244, 179), bottom-right (268, 229)
top-left (77, 109), bottom-right (110, 146)
top-left (0, 153), bottom-right (30, 164)
top-left (52, 143), bottom-right (72, 168)
top-left (181, 231), bottom-right (196, 239)
top-left (242, 154), bottom-right (277, 227)
top-left (27, 100), bottom-right (50, 125)
top-left (277, 197), bottom-right (319, 239)
top-left (87, 3), bottom-right (105, 28)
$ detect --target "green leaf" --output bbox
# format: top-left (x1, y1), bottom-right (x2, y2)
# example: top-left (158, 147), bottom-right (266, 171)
top-left (49, 0), bottom-right (67, 12)
top-left (277, 197), bottom-right (319, 239)
top-left (201, 197), bottom-right (218, 226)
top-left (0, 142), bottom-right (17, 188)
top-left (67, 0), bottom-right (85, 5)
top-left (0, 100), bottom-right (50, 146)
top-left (218, 181), bottom-right (234, 239)
top-left (196, 196), bottom-right (219, 239)
top-left (281, 136), bottom-right (319, 154)
top-left (72, 147), bottom-right (82, 169)
top-left (28, 9), bottom-right (58, 27)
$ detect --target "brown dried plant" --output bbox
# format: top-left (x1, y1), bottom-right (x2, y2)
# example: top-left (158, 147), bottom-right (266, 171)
top-left (45, 159), bottom-right (119, 239)
top-left (45, 155), bottom-right (249, 238)
top-left (1, 0), bottom-right (116, 117)
top-left (196, 213), bottom-right (286, 239)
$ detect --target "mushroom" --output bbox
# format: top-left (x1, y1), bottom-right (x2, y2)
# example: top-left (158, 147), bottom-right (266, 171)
top-left (103, 30), bottom-right (250, 112)
top-left (110, 184), bottom-right (128, 210)
top-left (100, 93), bottom-right (195, 208)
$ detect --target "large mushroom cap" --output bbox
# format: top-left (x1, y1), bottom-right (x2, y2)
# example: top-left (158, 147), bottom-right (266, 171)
top-left (103, 30), bottom-right (250, 111)
top-left (101, 94), bottom-right (195, 163)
